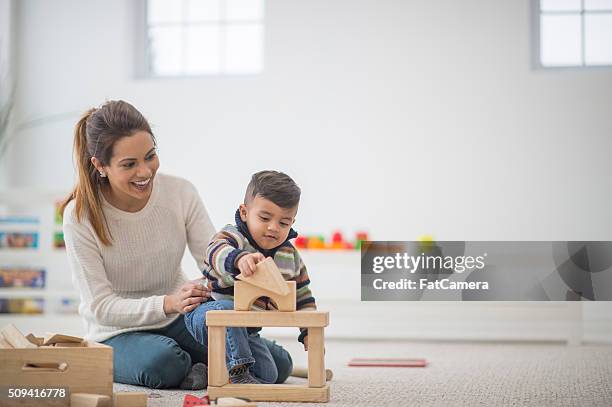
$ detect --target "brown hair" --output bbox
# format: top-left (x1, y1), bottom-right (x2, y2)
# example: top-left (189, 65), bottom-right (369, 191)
top-left (244, 170), bottom-right (301, 209)
top-left (60, 100), bottom-right (155, 245)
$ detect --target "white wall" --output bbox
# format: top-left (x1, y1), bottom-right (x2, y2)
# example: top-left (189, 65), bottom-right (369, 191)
top-left (3, 0), bottom-right (612, 341)
top-left (7, 0), bottom-right (612, 240)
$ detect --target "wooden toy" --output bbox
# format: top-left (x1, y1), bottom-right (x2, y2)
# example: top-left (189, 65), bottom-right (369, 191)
top-left (236, 257), bottom-right (290, 296)
top-left (0, 324), bottom-right (37, 348)
top-left (207, 258), bottom-right (330, 403)
top-left (70, 392), bottom-right (111, 407)
top-left (216, 397), bottom-right (258, 406)
top-left (0, 335), bottom-right (14, 348)
top-left (234, 280), bottom-right (296, 312)
top-left (0, 340), bottom-right (113, 398)
top-left (43, 332), bottom-right (83, 346)
top-left (113, 391), bottom-right (148, 407)
top-left (291, 366), bottom-right (333, 381)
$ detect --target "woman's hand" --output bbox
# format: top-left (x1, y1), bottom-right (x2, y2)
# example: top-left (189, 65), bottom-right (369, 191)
top-left (164, 279), bottom-right (211, 315)
top-left (236, 252), bottom-right (266, 277)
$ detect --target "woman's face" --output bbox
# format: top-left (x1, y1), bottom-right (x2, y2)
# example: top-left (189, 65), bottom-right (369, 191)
top-left (96, 131), bottom-right (159, 210)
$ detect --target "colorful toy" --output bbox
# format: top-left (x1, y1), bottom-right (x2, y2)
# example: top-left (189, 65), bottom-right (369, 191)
top-left (183, 394), bottom-right (210, 407)
top-left (294, 231), bottom-right (369, 250)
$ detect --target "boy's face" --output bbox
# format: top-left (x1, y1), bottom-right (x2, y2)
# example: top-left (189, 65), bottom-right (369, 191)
top-left (239, 195), bottom-right (298, 250)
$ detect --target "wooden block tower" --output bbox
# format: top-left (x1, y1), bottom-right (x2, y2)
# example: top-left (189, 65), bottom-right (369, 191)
top-left (207, 257), bottom-right (330, 403)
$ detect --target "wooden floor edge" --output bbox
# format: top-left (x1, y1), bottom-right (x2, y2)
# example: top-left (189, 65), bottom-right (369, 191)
top-left (207, 384), bottom-right (330, 403)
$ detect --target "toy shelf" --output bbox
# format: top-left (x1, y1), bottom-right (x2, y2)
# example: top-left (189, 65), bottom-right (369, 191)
top-left (0, 188), bottom-right (80, 336)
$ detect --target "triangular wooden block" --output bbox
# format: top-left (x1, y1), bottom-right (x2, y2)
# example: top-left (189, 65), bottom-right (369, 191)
top-left (1, 324), bottom-right (37, 348)
top-left (236, 257), bottom-right (290, 296)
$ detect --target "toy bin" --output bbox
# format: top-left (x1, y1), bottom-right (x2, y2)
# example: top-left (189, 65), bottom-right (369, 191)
top-left (0, 341), bottom-right (113, 406)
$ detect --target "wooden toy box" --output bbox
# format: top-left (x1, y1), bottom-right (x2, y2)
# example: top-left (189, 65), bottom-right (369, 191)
top-left (0, 342), bottom-right (113, 399)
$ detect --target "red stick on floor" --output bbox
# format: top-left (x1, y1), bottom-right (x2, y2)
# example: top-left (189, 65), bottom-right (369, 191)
top-left (348, 358), bottom-right (428, 367)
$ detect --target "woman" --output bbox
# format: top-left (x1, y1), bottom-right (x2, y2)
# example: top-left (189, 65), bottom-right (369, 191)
top-left (61, 100), bottom-right (292, 389)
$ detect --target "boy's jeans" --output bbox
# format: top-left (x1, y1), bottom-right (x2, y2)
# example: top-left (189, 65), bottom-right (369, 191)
top-left (184, 299), bottom-right (292, 384)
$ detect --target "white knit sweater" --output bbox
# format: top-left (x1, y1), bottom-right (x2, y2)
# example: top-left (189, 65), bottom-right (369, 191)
top-left (63, 173), bottom-right (216, 342)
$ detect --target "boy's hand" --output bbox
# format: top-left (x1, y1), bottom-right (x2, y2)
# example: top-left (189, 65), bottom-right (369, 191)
top-left (237, 252), bottom-right (266, 277)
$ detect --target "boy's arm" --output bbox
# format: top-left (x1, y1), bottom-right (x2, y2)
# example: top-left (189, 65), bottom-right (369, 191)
top-left (205, 226), bottom-right (250, 288)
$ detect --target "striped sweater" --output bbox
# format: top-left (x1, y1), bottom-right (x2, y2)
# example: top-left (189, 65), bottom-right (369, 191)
top-left (202, 210), bottom-right (316, 342)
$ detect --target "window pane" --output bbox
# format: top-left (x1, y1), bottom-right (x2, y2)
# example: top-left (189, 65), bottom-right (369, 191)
top-left (148, 26), bottom-right (183, 75)
top-left (185, 25), bottom-right (221, 74)
top-left (185, 0), bottom-right (221, 22)
top-left (226, 0), bottom-right (264, 21)
top-left (540, 0), bottom-right (582, 11)
top-left (540, 15), bottom-right (582, 66)
top-left (148, 0), bottom-right (182, 24)
top-left (224, 23), bottom-right (263, 73)
top-left (585, 14), bottom-right (612, 65)
top-left (585, 0), bottom-right (612, 10)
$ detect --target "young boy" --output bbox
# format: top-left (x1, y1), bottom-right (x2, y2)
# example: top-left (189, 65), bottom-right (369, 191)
top-left (185, 170), bottom-right (316, 385)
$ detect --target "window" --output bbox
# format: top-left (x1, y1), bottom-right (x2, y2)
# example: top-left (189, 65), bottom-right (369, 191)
top-left (146, 0), bottom-right (264, 76)
top-left (537, 0), bottom-right (612, 67)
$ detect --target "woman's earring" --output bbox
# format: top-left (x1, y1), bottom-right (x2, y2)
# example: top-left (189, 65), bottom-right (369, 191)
top-left (100, 171), bottom-right (106, 178)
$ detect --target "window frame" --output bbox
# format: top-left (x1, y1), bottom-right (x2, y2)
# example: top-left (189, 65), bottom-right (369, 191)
top-left (137, 0), bottom-right (265, 78)
top-left (532, 0), bottom-right (612, 70)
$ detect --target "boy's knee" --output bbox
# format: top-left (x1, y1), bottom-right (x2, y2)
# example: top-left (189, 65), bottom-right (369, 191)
top-left (274, 349), bottom-right (293, 384)
top-left (256, 361), bottom-right (278, 384)
top-left (212, 299), bottom-right (234, 310)
top-left (140, 341), bottom-right (191, 388)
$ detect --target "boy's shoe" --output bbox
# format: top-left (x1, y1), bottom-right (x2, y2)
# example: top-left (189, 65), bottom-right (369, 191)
top-left (229, 364), bottom-right (260, 384)
top-left (179, 362), bottom-right (208, 390)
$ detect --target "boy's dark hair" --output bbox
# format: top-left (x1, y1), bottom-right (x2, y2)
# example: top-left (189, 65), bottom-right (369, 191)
top-left (245, 170), bottom-right (301, 209)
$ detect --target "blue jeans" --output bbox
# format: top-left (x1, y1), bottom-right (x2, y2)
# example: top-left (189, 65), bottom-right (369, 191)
top-left (184, 299), bottom-right (292, 384)
top-left (102, 313), bottom-right (292, 388)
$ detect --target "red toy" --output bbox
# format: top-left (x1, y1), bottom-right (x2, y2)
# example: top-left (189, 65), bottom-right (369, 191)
top-left (348, 358), bottom-right (427, 367)
top-left (183, 394), bottom-right (210, 407)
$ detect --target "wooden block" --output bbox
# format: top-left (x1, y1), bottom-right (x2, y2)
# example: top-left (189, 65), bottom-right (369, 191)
top-left (291, 367), bottom-right (333, 381)
top-left (1, 324), bottom-right (37, 348)
top-left (208, 384), bottom-right (329, 403)
top-left (236, 257), bottom-right (290, 296)
top-left (307, 327), bottom-right (325, 387)
top-left (208, 326), bottom-right (229, 386)
top-left (0, 334), bottom-right (14, 349)
top-left (113, 391), bottom-right (147, 407)
top-left (70, 393), bottom-right (111, 407)
top-left (43, 332), bottom-right (83, 346)
top-left (26, 333), bottom-right (44, 346)
top-left (216, 397), bottom-right (257, 406)
top-left (206, 310), bottom-right (329, 328)
top-left (234, 281), bottom-right (296, 312)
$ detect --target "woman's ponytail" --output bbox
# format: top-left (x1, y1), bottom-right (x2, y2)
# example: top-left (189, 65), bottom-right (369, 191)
top-left (60, 108), bottom-right (112, 245)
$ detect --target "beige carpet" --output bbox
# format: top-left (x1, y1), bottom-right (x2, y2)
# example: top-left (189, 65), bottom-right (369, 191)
top-left (114, 339), bottom-right (612, 407)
